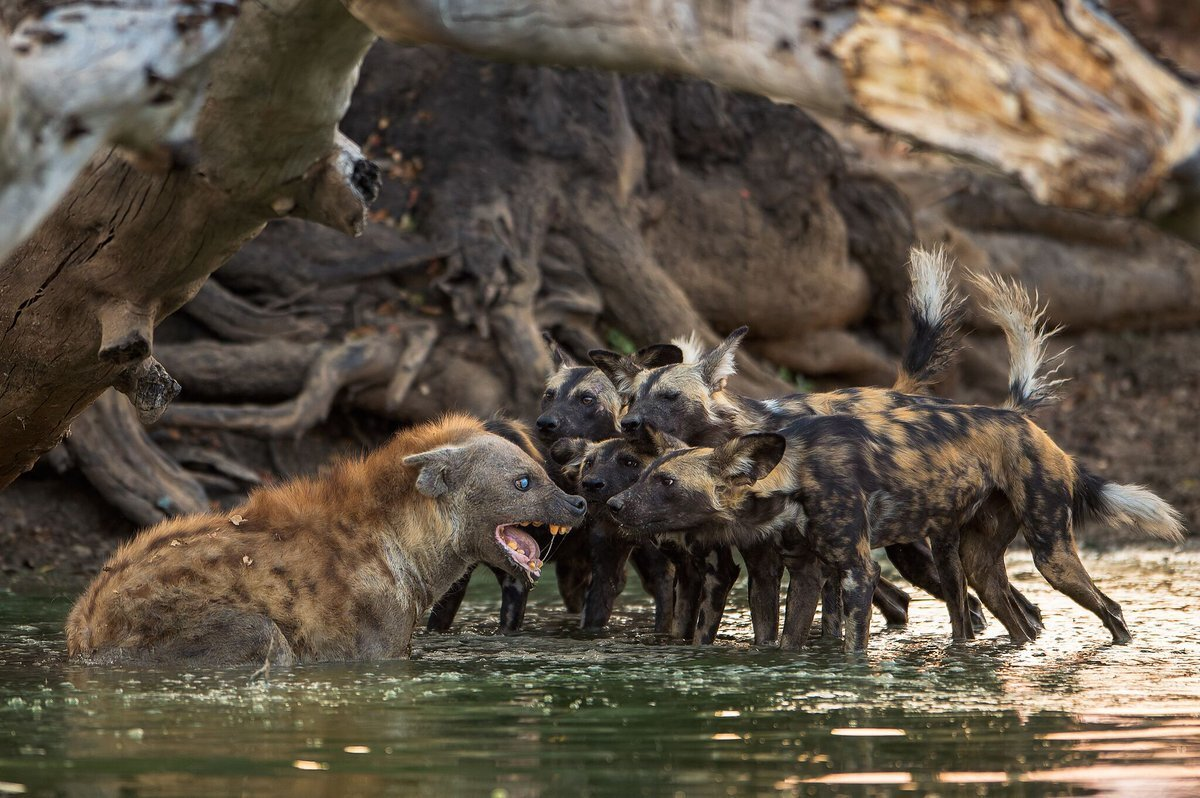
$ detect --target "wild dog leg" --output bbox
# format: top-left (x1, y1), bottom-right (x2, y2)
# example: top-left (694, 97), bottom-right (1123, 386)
top-left (694, 545), bottom-right (740, 645)
top-left (740, 539), bottom-right (784, 645)
top-left (554, 542), bottom-right (592, 615)
top-left (1024, 508), bottom-right (1131, 644)
top-left (885, 541), bottom-right (986, 633)
top-left (872, 577), bottom-right (911, 626)
top-left (960, 504), bottom-right (1042, 642)
top-left (496, 568), bottom-right (531, 634)
top-left (840, 555), bottom-right (881, 654)
top-left (630, 543), bottom-right (676, 633)
top-left (581, 522), bottom-right (635, 630)
top-left (656, 538), bottom-right (704, 640)
top-left (427, 566), bottom-right (475, 632)
top-left (929, 533), bottom-right (974, 642)
top-left (779, 533), bottom-right (823, 651)
top-left (820, 566), bottom-right (844, 640)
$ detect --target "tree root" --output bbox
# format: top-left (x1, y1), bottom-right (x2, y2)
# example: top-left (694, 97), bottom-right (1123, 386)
top-left (65, 390), bottom-right (208, 527)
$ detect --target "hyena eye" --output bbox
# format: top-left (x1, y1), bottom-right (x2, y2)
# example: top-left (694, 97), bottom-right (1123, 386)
top-left (659, 475), bottom-right (675, 488)
top-left (578, 392), bottom-right (595, 406)
top-left (514, 476), bottom-right (531, 491)
top-left (661, 389), bottom-right (681, 402)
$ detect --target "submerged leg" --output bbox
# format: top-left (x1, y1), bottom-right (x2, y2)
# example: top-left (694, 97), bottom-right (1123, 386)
top-left (740, 540), bottom-right (784, 645)
top-left (694, 546), bottom-right (740, 645)
top-left (427, 565), bottom-right (475, 632)
top-left (631, 542), bottom-right (676, 633)
top-left (887, 540), bottom-right (985, 633)
top-left (581, 524), bottom-right (634, 630)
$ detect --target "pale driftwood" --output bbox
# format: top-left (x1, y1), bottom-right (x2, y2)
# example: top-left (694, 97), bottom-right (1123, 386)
top-left (0, 0), bottom-right (380, 487)
top-left (346, 0), bottom-right (1200, 217)
top-left (0, 0), bottom-right (236, 262)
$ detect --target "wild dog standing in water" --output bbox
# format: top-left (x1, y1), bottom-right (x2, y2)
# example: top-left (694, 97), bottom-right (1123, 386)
top-left (550, 434), bottom-right (679, 632)
top-left (426, 338), bottom-right (672, 633)
top-left (610, 405), bottom-right (1183, 652)
top-left (67, 414), bottom-right (586, 666)
top-left (591, 248), bottom-right (992, 645)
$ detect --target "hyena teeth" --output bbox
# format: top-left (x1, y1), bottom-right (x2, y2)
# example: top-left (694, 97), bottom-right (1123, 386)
top-left (507, 540), bottom-right (519, 550)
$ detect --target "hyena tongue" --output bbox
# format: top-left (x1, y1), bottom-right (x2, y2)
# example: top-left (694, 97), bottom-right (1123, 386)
top-left (498, 526), bottom-right (542, 565)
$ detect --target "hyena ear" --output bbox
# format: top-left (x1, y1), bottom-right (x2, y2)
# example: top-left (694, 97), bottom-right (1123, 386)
top-left (699, 326), bottom-right (749, 392)
top-left (543, 331), bottom-right (579, 371)
top-left (633, 344), bottom-right (683, 370)
top-left (711, 432), bottom-right (784, 488)
top-left (549, 438), bottom-right (588, 466)
top-left (403, 446), bottom-right (464, 497)
top-left (589, 349), bottom-right (640, 395)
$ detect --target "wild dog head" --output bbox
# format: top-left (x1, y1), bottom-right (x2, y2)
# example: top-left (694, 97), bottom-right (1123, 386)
top-left (593, 327), bottom-right (747, 445)
top-left (536, 334), bottom-right (625, 444)
top-left (404, 432), bottom-right (587, 584)
top-left (606, 429), bottom-right (785, 535)
top-left (549, 431), bottom-right (661, 507)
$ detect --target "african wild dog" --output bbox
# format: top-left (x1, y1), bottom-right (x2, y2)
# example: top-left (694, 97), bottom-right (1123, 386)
top-left (67, 414), bottom-right (586, 666)
top-left (591, 247), bottom-right (995, 645)
top-left (550, 435), bottom-right (677, 632)
top-left (611, 405), bottom-right (1183, 652)
top-left (427, 338), bottom-right (673, 634)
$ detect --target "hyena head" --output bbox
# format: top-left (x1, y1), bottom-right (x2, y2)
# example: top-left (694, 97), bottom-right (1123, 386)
top-left (593, 327), bottom-right (748, 445)
top-left (404, 433), bottom-right (587, 584)
top-left (606, 429), bottom-right (784, 535)
top-left (536, 335), bottom-right (624, 445)
top-left (549, 433), bottom-right (660, 506)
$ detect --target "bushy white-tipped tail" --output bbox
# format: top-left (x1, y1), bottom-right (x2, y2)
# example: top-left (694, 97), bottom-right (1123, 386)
top-left (1096, 483), bottom-right (1187, 542)
top-left (968, 270), bottom-right (1068, 414)
top-left (895, 247), bottom-right (966, 393)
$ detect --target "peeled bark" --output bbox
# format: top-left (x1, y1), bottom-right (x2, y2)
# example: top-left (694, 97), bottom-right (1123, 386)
top-left (0, 0), bottom-right (381, 487)
top-left (0, 0), bottom-right (236, 261)
top-left (346, 0), bottom-right (1200, 217)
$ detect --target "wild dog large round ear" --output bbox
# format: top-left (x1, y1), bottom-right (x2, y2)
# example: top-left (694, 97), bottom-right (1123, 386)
top-left (713, 431), bottom-right (784, 487)
top-left (402, 446), bottom-right (463, 497)
top-left (549, 438), bottom-right (587, 466)
top-left (699, 325), bottom-right (749, 392)
top-left (642, 424), bottom-right (689, 456)
top-left (634, 344), bottom-right (684, 369)
top-left (543, 331), bottom-right (579, 371)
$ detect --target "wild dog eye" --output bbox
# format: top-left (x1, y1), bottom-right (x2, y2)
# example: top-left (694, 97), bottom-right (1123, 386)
top-left (659, 475), bottom-right (675, 487)
top-left (619, 456), bottom-right (640, 468)
top-left (578, 392), bottom-right (595, 406)
top-left (661, 389), bottom-right (681, 402)
top-left (543, 389), bottom-right (556, 400)
top-left (583, 458), bottom-right (594, 468)
top-left (514, 476), bottom-right (531, 491)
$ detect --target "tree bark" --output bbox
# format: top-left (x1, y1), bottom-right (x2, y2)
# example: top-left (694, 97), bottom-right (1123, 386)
top-left (345, 0), bottom-right (1200, 217)
top-left (0, 0), bottom-right (381, 487)
top-left (0, 0), bottom-right (236, 261)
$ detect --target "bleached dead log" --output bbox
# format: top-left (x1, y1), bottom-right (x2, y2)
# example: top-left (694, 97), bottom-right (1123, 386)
top-left (346, 0), bottom-right (1200, 217)
top-left (0, 0), bottom-right (236, 262)
top-left (0, 0), bottom-right (380, 487)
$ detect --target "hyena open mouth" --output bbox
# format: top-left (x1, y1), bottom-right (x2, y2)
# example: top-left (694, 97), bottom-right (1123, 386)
top-left (495, 522), bottom-right (571, 580)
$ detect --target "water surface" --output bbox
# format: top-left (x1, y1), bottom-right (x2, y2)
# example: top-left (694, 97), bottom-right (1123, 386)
top-left (1, 547), bottom-right (1198, 796)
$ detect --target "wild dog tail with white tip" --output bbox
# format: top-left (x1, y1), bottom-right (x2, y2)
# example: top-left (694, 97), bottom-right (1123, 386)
top-left (893, 246), bottom-right (966, 395)
top-left (1074, 466), bottom-right (1186, 542)
top-left (968, 270), bottom-right (1068, 415)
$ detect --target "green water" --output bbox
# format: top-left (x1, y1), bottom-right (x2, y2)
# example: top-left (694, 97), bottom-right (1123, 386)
top-left (1, 547), bottom-right (1198, 797)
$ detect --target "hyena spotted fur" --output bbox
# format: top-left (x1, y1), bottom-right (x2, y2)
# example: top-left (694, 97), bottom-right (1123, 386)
top-left (67, 414), bottom-right (587, 666)
top-left (591, 247), bottom-right (999, 645)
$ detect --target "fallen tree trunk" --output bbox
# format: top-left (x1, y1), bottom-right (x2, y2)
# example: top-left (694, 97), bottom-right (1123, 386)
top-left (0, 0), bottom-right (236, 261)
top-left (0, 0), bottom-right (381, 487)
top-left (346, 0), bottom-right (1200, 218)
top-left (3, 0), bottom-right (1199, 489)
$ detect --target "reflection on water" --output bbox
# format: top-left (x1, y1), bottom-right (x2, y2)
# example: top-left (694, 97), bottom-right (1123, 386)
top-left (1, 547), bottom-right (1198, 796)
